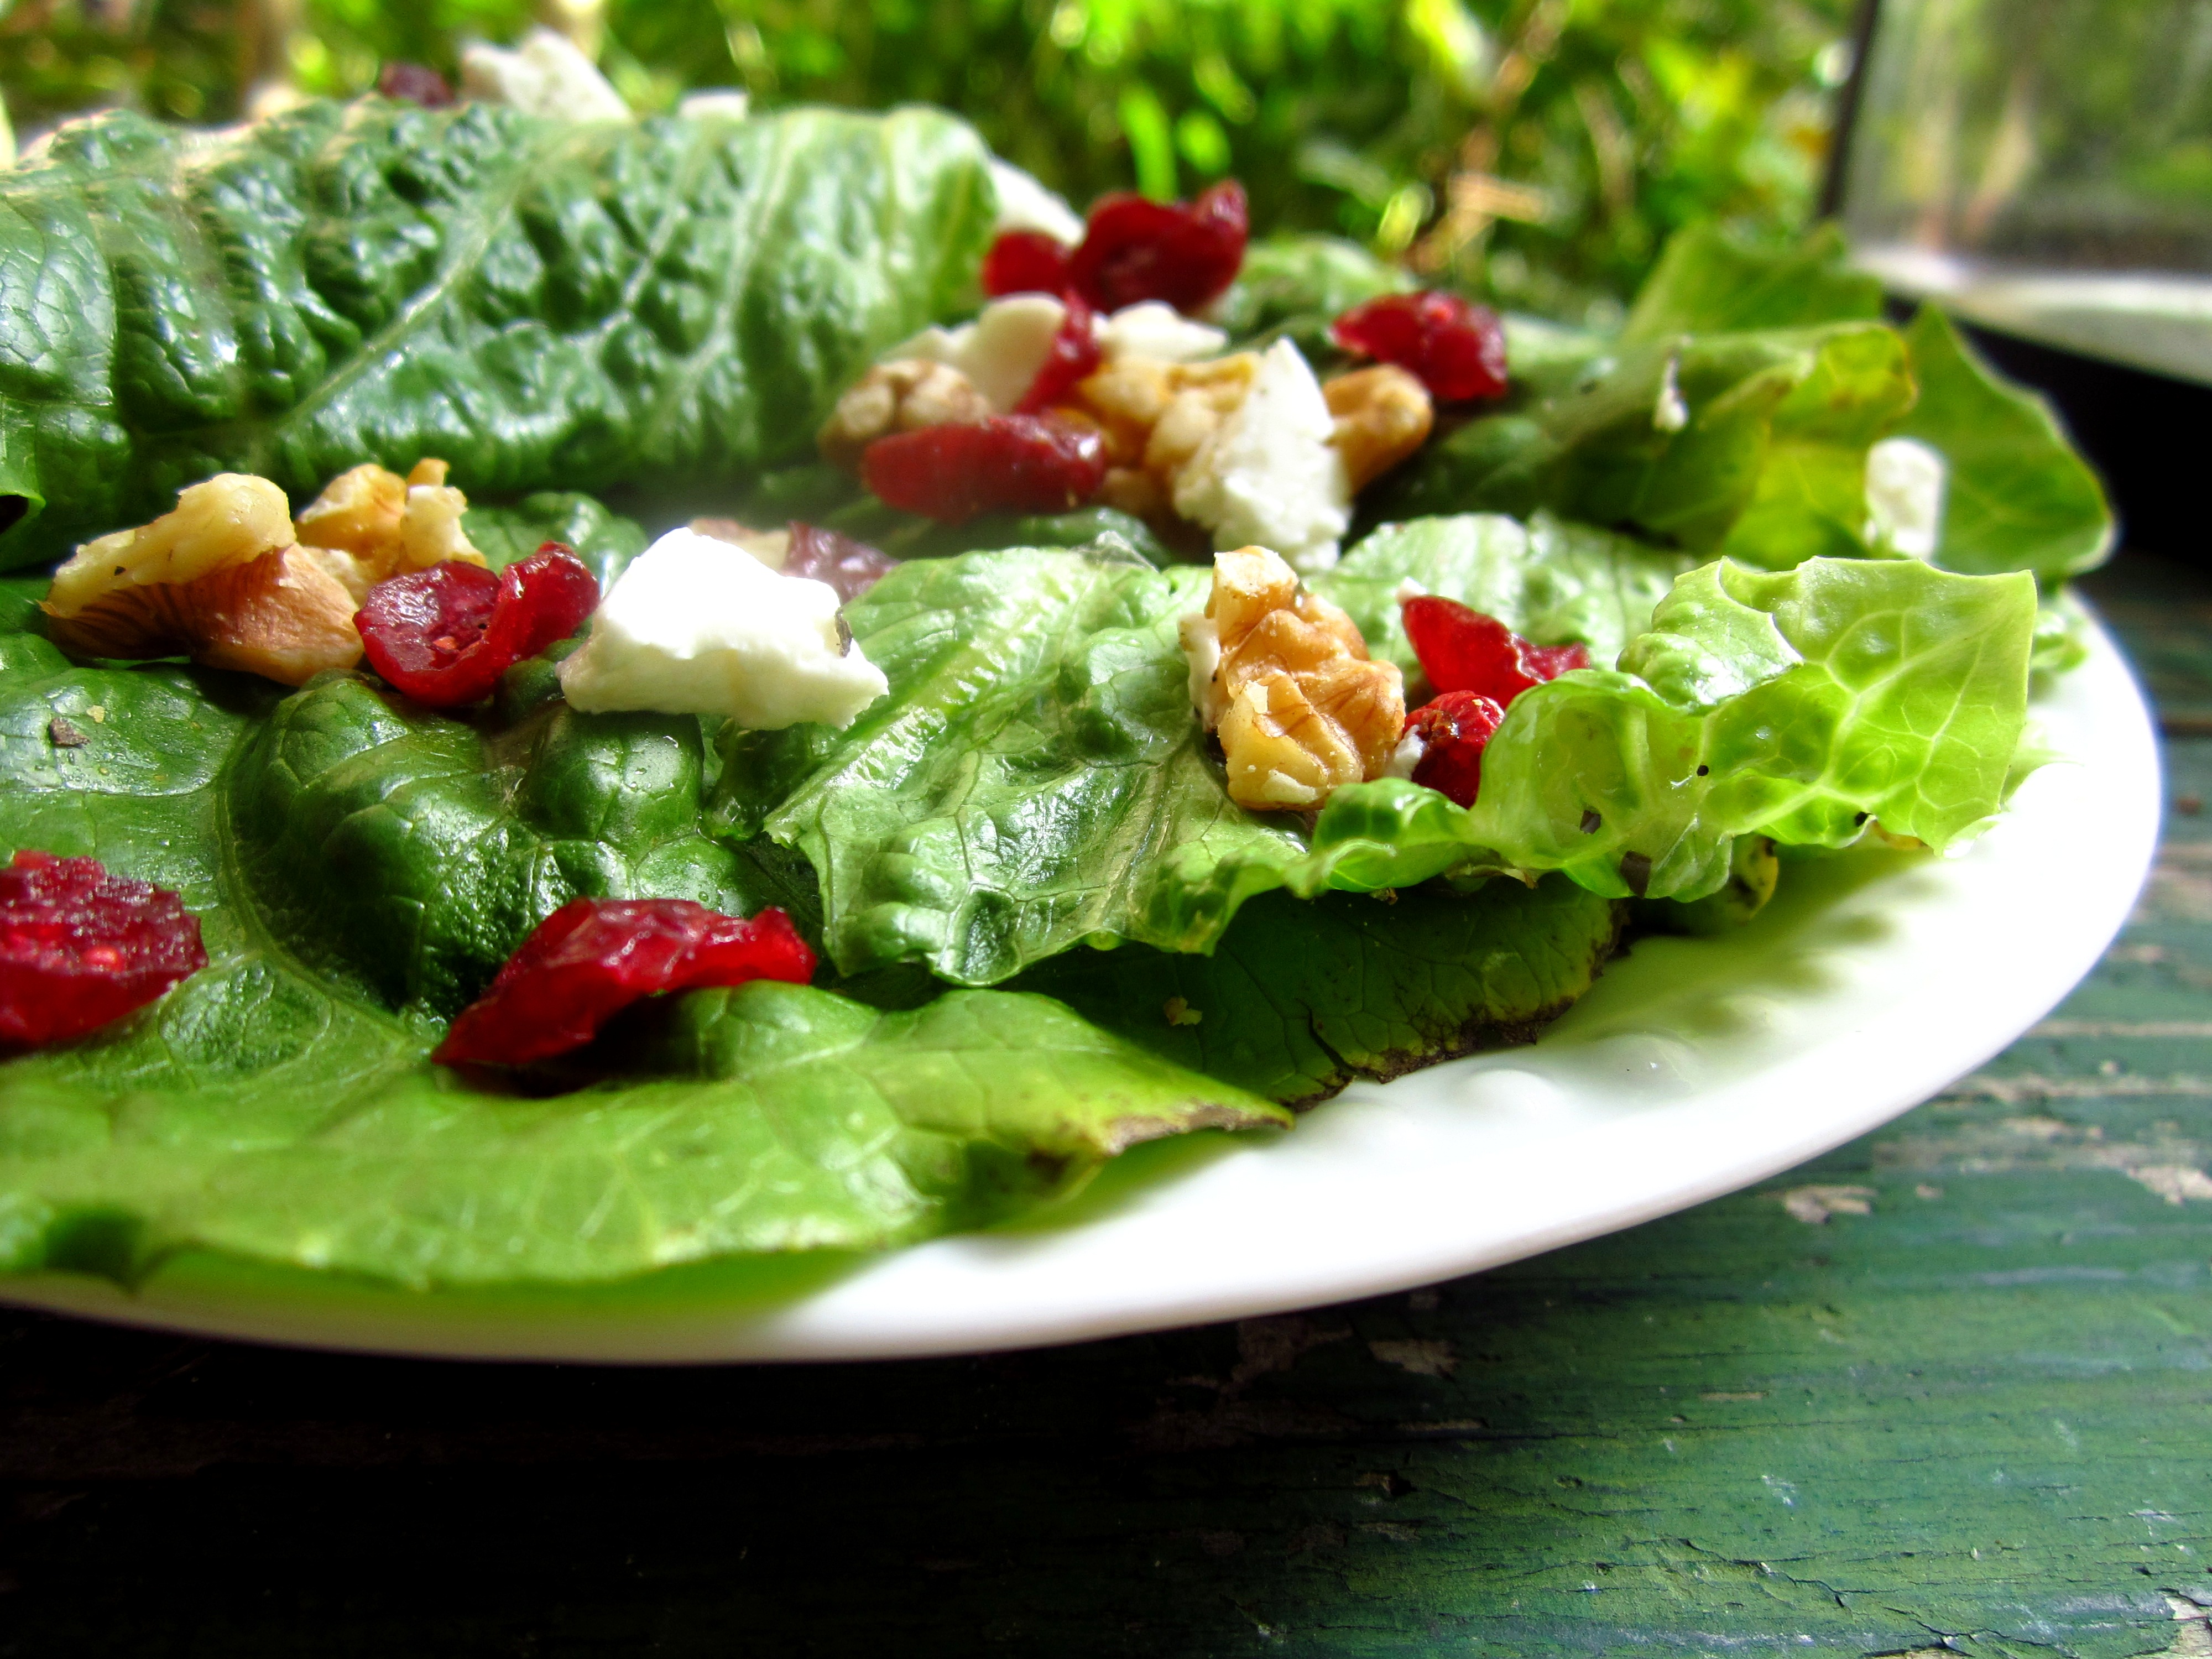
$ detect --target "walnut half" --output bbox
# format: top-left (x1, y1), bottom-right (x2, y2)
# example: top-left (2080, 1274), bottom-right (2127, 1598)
top-left (1181, 545), bottom-right (1405, 812)
top-left (1323, 365), bottom-right (1434, 492)
top-left (44, 474), bottom-right (363, 686)
top-left (818, 359), bottom-right (993, 469)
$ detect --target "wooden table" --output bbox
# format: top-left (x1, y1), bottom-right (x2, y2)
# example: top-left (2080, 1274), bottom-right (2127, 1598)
top-left (4, 551), bottom-right (2208, 1658)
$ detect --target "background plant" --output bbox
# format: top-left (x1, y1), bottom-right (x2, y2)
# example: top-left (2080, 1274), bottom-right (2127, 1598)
top-left (0, 0), bottom-right (1853, 321)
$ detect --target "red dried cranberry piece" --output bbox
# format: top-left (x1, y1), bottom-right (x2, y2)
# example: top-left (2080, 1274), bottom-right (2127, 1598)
top-left (1015, 294), bottom-right (1102, 414)
top-left (982, 230), bottom-right (1073, 298)
top-left (377, 62), bottom-right (455, 107)
top-left (1401, 596), bottom-right (1589, 704)
top-left (357, 544), bottom-right (599, 708)
top-left (1067, 180), bottom-right (1248, 315)
top-left (0, 849), bottom-right (206, 1046)
top-left (1331, 291), bottom-right (1510, 403)
top-left (1405, 691), bottom-right (1507, 809)
top-left (434, 899), bottom-right (816, 1068)
top-left (781, 523), bottom-right (899, 603)
top-left (862, 415), bottom-right (1108, 523)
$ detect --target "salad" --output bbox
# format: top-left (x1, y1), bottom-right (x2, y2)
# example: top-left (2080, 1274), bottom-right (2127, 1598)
top-left (0, 79), bottom-right (2111, 1297)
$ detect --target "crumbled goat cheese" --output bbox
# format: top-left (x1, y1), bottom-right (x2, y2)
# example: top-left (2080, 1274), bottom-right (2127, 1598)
top-left (890, 295), bottom-right (1070, 413)
top-left (1652, 354), bottom-right (1689, 433)
top-left (1099, 302), bottom-right (1226, 364)
top-left (989, 159), bottom-right (1086, 246)
top-left (1177, 612), bottom-right (1226, 727)
top-left (1383, 727), bottom-right (1427, 781)
top-left (1864, 437), bottom-right (1948, 560)
top-left (460, 28), bottom-right (630, 122)
top-left (676, 88), bottom-right (752, 121)
top-left (557, 528), bottom-right (887, 729)
top-left (1171, 340), bottom-right (1352, 573)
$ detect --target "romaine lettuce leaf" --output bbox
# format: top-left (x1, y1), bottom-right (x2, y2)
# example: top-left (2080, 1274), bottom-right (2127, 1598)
top-left (0, 619), bottom-right (1282, 1289)
top-left (465, 491), bottom-right (650, 589)
top-left (1138, 553), bottom-right (2037, 925)
top-left (1313, 511), bottom-right (1697, 691)
top-left (0, 96), bottom-right (995, 568)
top-left (1621, 223), bottom-right (1886, 340)
top-left (1019, 878), bottom-right (1621, 1107)
top-left (1206, 233), bottom-right (1412, 354)
top-left (1370, 322), bottom-right (1917, 567)
top-left (1891, 306), bottom-right (2115, 581)
top-left (732, 544), bottom-right (1309, 984)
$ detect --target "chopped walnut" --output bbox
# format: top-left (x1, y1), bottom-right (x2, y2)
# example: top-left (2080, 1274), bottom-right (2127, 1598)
top-left (44, 474), bottom-right (363, 685)
top-left (1323, 366), bottom-right (1434, 492)
top-left (293, 458), bottom-right (486, 603)
top-left (1180, 545), bottom-right (1405, 812)
top-left (818, 359), bottom-right (993, 469)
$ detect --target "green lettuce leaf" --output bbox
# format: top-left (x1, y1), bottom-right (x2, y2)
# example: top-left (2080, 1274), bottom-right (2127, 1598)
top-left (0, 619), bottom-right (1282, 1290)
top-left (1370, 322), bottom-right (1917, 566)
top-left (1019, 878), bottom-right (1621, 1107)
top-left (1138, 553), bottom-right (2037, 923)
top-left (1891, 306), bottom-right (2115, 581)
top-left (1622, 223), bottom-right (1886, 340)
top-left (464, 491), bottom-right (650, 589)
top-left (1206, 232), bottom-right (1412, 354)
top-left (732, 544), bottom-right (1309, 984)
top-left (1313, 511), bottom-right (1697, 691)
top-left (0, 97), bottom-right (995, 567)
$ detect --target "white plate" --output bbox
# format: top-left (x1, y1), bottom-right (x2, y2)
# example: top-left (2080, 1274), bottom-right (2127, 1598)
top-left (2, 614), bottom-right (2162, 1362)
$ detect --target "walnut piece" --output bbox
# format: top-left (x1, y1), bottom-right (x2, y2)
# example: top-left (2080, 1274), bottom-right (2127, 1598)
top-left (44, 474), bottom-right (362, 685)
top-left (293, 458), bottom-right (486, 603)
top-left (1323, 365), bottom-right (1434, 492)
top-left (818, 359), bottom-right (993, 469)
top-left (1180, 545), bottom-right (1405, 812)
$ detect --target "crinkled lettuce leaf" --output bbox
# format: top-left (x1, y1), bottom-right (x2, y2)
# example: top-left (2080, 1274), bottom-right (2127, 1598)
top-left (1622, 222), bottom-right (1886, 340)
top-left (1140, 553), bottom-right (2036, 926)
top-left (1207, 232), bottom-right (1412, 354)
top-left (1377, 225), bottom-right (2113, 585)
top-left (729, 544), bottom-right (1308, 984)
top-left (1019, 878), bottom-right (1621, 1107)
top-left (1312, 510), bottom-right (1697, 692)
top-left (465, 491), bottom-right (650, 589)
top-left (0, 617), bottom-right (1277, 1290)
top-left (1373, 322), bottom-right (1917, 568)
top-left (0, 96), bottom-right (995, 567)
top-left (1891, 306), bottom-right (2115, 581)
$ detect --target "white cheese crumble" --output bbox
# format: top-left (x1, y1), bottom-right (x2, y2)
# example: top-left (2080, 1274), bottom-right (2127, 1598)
top-left (989, 159), bottom-right (1086, 246)
top-left (1171, 339), bottom-right (1353, 573)
top-left (676, 89), bottom-right (752, 121)
top-left (1177, 612), bottom-right (1226, 727)
top-left (889, 294), bottom-right (1070, 413)
top-left (460, 28), bottom-right (630, 122)
top-left (557, 528), bottom-right (887, 730)
top-left (1383, 727), bottom-right (1427, 781)
top-left (1864, 436), bottom-right (1948, 560)
top-left (1653, 354), bottom-right (1689, 433)
top-left (1099, 302), bottom-right (1225, 364)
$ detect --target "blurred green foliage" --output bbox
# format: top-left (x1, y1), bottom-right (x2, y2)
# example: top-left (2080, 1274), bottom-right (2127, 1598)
top-left (0, 0), bottom-right (1853, 320)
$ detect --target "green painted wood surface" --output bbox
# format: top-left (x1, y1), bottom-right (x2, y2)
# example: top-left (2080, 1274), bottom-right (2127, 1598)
top-left (2, 554), bottom-right (2211, 1657)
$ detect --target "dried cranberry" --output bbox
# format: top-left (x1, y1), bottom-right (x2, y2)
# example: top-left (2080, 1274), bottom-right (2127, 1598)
top-left (377, 61), bottom-right (455, 107)
top-left (781, 522), bottom-right (899, 603)
top-left (1015, 294), bottom-right (1102, 413)
top-left (357, 544), bottom-right (599, 708)
top-left (434, 899), bottom-right (815, 1068)
top-left (982, 230), bottom-right (1073, 298)
top-left (1331, 291), bottom-right (1510, 403)
top-left (1401, 596), bottom-right (1588, 704)
top-left (1067, 180), bottom-right (1248, 315)
top-left (1403, 691), bottom-right (1507, 809)
top-left (0, 850), bottom-right (206, 1046)
top-left (862, 415), bottom-right (1108, 523)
